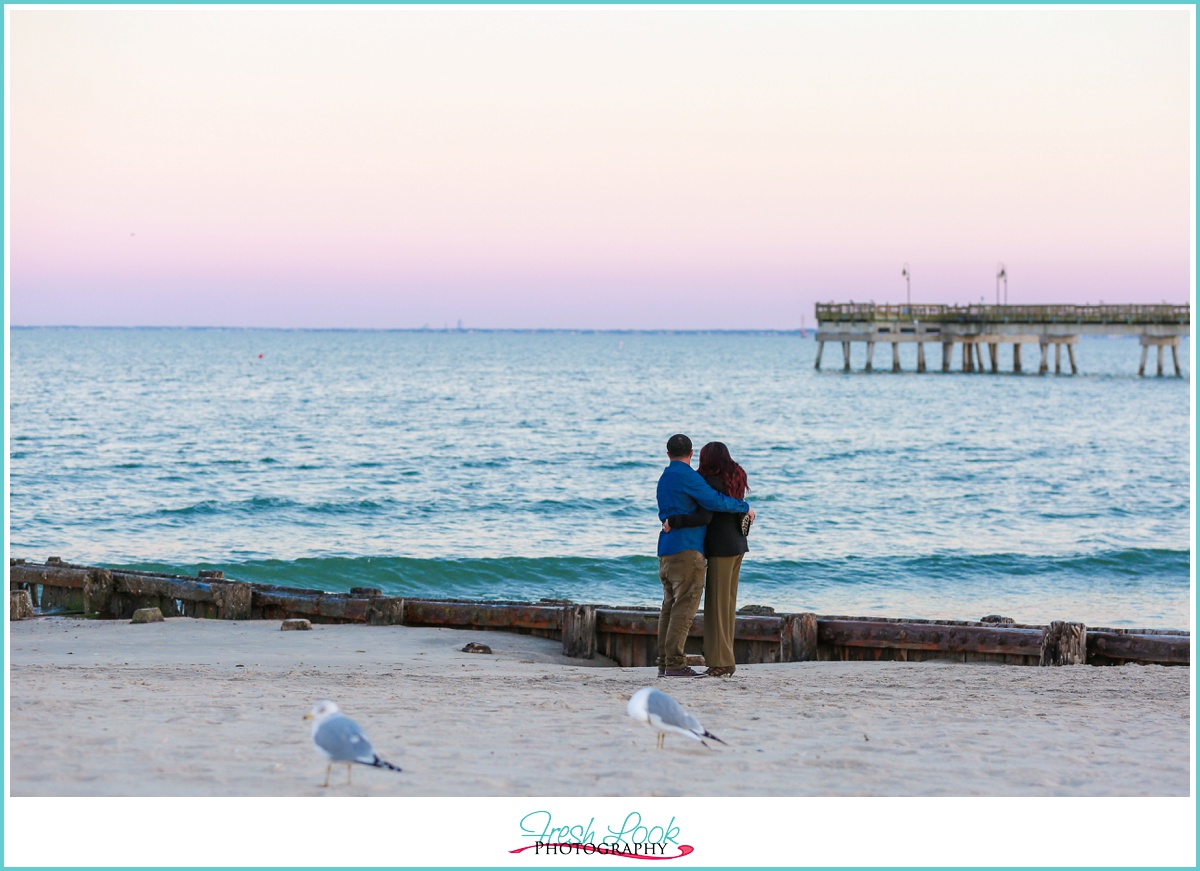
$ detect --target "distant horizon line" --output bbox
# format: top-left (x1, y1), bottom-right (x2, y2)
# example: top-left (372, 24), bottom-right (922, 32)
top-left (7, 325), bottom-right (1181, 339)
top-left (9, 324), bottom-right (815, 334)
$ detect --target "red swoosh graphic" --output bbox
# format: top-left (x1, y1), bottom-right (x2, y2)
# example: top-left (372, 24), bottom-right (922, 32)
top-left (509, 843), bottom-right (694, 860)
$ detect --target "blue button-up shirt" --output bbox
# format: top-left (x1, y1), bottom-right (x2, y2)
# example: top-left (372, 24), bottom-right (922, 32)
top-left (657, 459), bottom-right (750, 556)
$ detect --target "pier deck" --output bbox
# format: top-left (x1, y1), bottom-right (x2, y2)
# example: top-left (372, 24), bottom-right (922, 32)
top-left (814, 303), bottom-right (1189, 375)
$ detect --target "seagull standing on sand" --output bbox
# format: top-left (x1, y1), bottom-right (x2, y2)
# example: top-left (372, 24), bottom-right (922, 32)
top-left (303, 700), bottom-right (402, 787)
top-left (627, 686), bottom-right (727, 749)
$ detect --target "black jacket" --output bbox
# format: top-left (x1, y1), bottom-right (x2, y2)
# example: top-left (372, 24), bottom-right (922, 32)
top-left (665, 474), bottom-right (749, 558)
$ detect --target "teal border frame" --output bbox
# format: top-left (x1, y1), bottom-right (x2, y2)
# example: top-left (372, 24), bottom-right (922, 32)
top-left (1, 2), bottom-right (1195, 870)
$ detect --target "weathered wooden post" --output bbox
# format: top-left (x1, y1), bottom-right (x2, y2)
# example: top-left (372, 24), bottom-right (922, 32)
top-left (1040, 621), bottom-right (1086, 666)
top-left (988, 342), bottom-right (999, 373)
top-left (1054, 341), bottom-right (1062, 374)
top-left (865, 340), bottom-right (875, 372)
top-left (1139, 341), bottom-right (1149, 376)
top-left (814, 340), bottom-right (824, 370)
top-left (962, 340), bottom-right (972, 372)
top-left (1013, 343), bottom-right (1022, 373)
top-left (561, 604), bottom-right (597, 659)
top-left (842, 341), bottom-right (851, 372)
top-left (975, 342), bottom-right (986, 373)
top-left (1067, 342), bottom-right (1078, 374)
top-left (368, 596), bottom-right (405, 625)
top-left (1157, 343), bottom-right (1165, 377)
top-left (10, 589), bottom-right (34, 620)
top-left (84, 569), bottom-right (113, 616)
top-left (9, 560), bottom-right (38, 608)
top-left (780, 612), bottom-right (818, 662)
top-left (917, 341), bottom-right (926, 372)
top-left (1039, 339), bottom-right (1049, 375)
top-left (211, 581), bottom-right (253, 620)
top-left (1171, 340), bottom-right (1182, 376)
top-left (892, 341), bottom-right (900, 372)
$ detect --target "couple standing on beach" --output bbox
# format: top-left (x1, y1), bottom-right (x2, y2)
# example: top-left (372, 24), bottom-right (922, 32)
top-left (655, 433), bottom-right (754, 678)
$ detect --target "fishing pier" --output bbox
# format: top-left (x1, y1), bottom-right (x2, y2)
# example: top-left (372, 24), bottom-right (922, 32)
top-left (10, 558), bottom-right (1189, 669)
top-left (814, 303), bottom-right (1190, 376)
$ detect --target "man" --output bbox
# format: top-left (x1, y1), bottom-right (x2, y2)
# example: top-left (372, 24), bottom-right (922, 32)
top-left (656, 433), bottom-right (753, 677)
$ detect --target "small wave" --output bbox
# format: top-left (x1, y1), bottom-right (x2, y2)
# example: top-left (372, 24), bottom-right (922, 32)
top-left (597, 460), bottom-right (652, 470)
top-left (304, 499), bottom-right (396, 515)
top-left (527, 496), bottom-right (638, 513)
top-left (155, 496), bottom-right (298, 517)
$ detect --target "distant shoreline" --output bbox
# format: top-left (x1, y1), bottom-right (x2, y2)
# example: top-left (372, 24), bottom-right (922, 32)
top-left (9, 325), bottom-right (1186, 338)
top-left (10, 324), bottom-right (814, 335)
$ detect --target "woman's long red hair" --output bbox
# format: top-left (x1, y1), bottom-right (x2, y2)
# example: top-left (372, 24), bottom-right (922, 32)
top-left (697, 442), bottom-right (749, 500)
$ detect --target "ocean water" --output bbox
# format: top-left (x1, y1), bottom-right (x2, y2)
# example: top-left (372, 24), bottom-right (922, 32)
top-left (6, 327), bottom-right (1193, 629)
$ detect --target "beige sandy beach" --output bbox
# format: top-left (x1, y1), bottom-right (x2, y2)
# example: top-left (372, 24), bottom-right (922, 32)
top-left (7, 615), bottom-right (1191, 797)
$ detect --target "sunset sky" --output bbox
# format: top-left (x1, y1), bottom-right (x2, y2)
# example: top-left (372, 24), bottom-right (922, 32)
top-left (6, 5), bottom-right (1194, 329)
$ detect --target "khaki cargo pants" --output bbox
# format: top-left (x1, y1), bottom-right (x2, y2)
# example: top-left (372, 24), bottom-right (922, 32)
top-left (656, 549), bottom-right (706, 670)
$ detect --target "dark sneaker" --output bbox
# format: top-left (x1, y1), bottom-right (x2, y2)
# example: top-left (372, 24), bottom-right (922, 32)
top-left (663, 666), bottom-right (707, 678)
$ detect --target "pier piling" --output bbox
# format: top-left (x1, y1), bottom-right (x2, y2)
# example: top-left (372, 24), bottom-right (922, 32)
top-left (1138, 335), bottom-right (1182, 377)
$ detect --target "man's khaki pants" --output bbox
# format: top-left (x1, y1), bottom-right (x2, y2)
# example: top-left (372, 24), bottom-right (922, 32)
top-left (657, 549), bottom-right (706, 670)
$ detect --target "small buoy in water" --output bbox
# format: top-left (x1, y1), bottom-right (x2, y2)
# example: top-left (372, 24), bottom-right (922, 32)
top-left (258, 353), bottom-right (264, 359)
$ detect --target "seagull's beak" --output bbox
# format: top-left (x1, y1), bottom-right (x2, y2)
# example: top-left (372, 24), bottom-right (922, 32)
top-left (303, 713), bottom-right (312, 720)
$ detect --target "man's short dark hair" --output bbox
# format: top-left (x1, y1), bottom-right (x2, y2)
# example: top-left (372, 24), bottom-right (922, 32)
top-left (666, 433), bottom-right (692, 458)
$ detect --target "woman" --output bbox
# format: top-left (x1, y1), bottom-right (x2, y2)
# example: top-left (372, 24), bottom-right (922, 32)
top-left (662, 442), bottom-right (752, 677)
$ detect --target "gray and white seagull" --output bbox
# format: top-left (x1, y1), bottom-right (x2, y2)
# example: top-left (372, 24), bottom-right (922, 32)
top-left (627, 686), bottom-right (727, 749)
top-left (303, 700), bottom-right (402, 787)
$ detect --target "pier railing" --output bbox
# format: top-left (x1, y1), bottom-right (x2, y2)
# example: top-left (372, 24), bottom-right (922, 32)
top-left (815, 303), bottom-right (1190, 326)
top-left (9, 558), bottom-right (1189, 668)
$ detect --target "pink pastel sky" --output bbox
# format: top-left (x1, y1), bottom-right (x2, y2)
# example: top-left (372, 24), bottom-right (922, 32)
top-left (6, 5), bottom-right (1195, 329)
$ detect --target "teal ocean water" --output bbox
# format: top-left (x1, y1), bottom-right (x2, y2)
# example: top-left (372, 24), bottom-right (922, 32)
top-left (7, 327), bottom-right (1192, 628)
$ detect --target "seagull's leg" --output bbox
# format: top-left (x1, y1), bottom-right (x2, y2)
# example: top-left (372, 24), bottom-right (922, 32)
top-left (322, 763), bottom-right (332, 788)
top-left (657, 732), bottom-right (664, 749)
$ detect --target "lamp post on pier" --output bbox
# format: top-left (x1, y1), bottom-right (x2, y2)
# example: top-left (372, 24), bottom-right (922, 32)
top-left (996, 264), bottom-right (1007, 306)
top-left (902, 264), bottom-right (911, 308)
